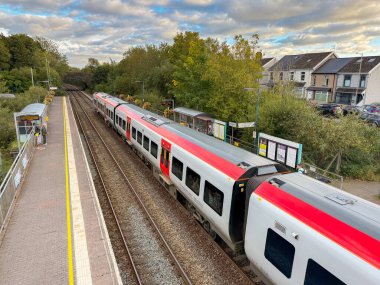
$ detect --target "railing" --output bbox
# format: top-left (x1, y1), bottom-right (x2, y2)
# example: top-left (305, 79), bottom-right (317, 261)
top-left (225, 135), bottom-right (258, 154)
top-left (303, 162), bottom-right (344, 189)
top-left (0, 129), bottom-right (35, 233)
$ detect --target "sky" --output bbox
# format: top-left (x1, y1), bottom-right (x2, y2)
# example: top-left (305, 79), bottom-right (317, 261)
top-left (0, 0), bottom-right (379, 67)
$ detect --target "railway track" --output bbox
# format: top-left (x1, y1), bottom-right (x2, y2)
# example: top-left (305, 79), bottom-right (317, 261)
top-left (69, 92), bottom-right (192, 285)
top-left (67, 87), bottom-right (259, 285)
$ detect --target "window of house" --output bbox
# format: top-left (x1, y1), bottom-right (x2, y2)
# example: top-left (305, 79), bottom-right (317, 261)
top-left (171, 157), bottom-right (183, 180)
top-left (344, 75), bottom-right (351, 87)
top-left (143, 136), bottom-right (149, 151)
top-left (204, 181), bottom-right (224, 216)
top-left (132, 127), bottom-right (136, 139)
top-left (304, 259), bottom-right (345, 285)
top-left (264, 228), bottom-right (295, 278)
top-left (279, 72), bottom-right (283, 81)
top-left (290, 72), bottom-right (294, 81)
top-left (312, 76), bottom-right (316, 86)
top-left (150, 141), bottom-right (158, 158)
top-left (270, 72), bottom-right (273, 81)
top-left (185, 167), bottom-right (201, 195)
top-left (301, 72), bottom-right (305, 81)
top-left (324, 75), bottom-right (329, 86)
top-left (137, 131), bottom-right (142, 144)
top-left (360, 75), bottom-right (366, 87)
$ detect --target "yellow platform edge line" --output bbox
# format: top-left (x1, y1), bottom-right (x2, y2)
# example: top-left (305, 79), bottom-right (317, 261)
top-left (63, 96), bottom-right (75, 285)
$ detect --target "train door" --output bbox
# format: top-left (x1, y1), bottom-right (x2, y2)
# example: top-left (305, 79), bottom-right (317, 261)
top-left (160, 139), bottom-right (171, 177)
top-left (126, 117), bottom-right (131, 140)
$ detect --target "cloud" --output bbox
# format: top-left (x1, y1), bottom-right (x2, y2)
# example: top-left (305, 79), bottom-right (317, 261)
top-left (0, 0), bottom-right (378, 67)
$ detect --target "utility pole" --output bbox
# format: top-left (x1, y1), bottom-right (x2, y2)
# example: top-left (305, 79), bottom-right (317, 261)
top-left (355, 53), bottom-right (363, 105)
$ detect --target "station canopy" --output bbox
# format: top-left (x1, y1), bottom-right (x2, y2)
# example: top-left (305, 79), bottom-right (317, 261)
top-left (17, 103), bottom-right (46, 121)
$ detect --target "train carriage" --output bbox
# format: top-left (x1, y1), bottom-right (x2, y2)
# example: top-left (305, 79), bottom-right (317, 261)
top-left (245, 173), bottom-right (380, 285)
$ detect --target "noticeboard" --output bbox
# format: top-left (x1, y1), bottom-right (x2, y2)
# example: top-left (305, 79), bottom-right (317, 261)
top-left (258, 133), bottom-right (302, 168)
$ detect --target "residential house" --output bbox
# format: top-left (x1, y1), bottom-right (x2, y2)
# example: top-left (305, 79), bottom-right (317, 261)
top-left (268, 52), bottom-right (336, 98)
top-left (308, 58), bottom-right (352, 103)
top-left (335, 56), bottom-right (380, 105)
top-left (259, 57), bottom-right (276, 86)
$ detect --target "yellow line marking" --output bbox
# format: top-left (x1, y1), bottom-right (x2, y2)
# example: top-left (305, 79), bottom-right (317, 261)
top-left (63, 97), bottom-right (75, 285)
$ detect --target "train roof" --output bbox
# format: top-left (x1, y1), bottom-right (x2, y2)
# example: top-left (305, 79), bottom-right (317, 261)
top-left (268, 172), bottom-right (380, 240)
top-left (118, 101), bottom-right (275, 170)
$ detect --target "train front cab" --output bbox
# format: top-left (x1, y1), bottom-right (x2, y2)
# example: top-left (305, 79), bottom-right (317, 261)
top-left (244, 179), bottom-right (379, 285)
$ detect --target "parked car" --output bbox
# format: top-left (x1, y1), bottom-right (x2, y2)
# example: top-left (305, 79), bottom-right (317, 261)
top-left (363, 104), bottom-right (380, 114)
top-left (365, 114), bottom-right (380, 127)
top-left (343, 105), bottom-right (362, 115)
top-left (316, 103), bottom-right (343, 116)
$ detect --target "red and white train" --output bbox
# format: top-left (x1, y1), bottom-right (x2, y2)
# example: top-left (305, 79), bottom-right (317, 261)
top-left (93, 92), bottom-right (380, 285)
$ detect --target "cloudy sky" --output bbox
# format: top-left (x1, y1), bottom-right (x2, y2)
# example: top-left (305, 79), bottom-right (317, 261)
top-left (0, 0), bottom-right (379, 67)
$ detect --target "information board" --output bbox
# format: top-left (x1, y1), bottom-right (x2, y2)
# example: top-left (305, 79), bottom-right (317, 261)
top-left (258, 133), bottom-right (302, 168)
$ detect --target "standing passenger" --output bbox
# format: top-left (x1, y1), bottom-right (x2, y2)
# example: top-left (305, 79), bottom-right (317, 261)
top-left (41, 124), bottom-right (48, 145)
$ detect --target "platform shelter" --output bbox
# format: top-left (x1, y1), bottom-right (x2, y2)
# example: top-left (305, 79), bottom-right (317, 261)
top-left (173, 107), bottom-right (214, 135)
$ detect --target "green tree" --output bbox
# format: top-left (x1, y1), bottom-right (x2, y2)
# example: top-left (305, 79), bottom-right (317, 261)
top-left (0, 40), bottom-right (11, 71)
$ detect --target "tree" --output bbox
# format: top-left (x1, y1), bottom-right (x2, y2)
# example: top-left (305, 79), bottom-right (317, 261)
top-left (0, 40), bottom-right (10, 71)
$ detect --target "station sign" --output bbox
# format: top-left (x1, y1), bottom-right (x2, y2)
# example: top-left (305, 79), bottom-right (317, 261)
top-left (228, 122), bottom-right (237, 128)
top-left (238, 122), bottom-right (255, 128)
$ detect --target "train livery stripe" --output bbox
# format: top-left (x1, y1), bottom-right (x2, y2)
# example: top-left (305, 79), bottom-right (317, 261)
top-left (116, 104), bottom-right (246, 180)
top-left (255, 182), bottom-right (380, 269)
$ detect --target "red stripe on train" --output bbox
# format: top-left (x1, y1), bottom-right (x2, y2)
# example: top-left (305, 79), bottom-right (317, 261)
top-left (116, 104), bottom-right (245, 180)
top-left (255, 182), bottom-right (380, 269)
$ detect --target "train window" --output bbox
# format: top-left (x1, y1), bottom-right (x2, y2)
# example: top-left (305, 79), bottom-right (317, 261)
top-left (171, 157), bottom-right (183, 180)
top-left (185, 167), bottom-right (200, 195)
top-left (116, 115), bottom-right (119, 125)
top-left (204, 181), bottom-right (224, 216)
top-left (137, 131), bottom-right (142, 144)
top-left (151, 141), bottom-right (158, 158)
top-left (143, 136), bottom-right (150, 151)
top-left (304, 259), bottom-right (345, 285)
top-left (264, 228), bottom-right (295, 278)
top-left (122, 120), bottom-right (126, 130)
top-left (132, 127), bottom-right (136, 139)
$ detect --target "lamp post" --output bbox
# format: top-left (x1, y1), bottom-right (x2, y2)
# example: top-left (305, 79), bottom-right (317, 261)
top-left (135, 80), bottom-right (145, 103)
top-left (355, 53), bottom-right (363, 105)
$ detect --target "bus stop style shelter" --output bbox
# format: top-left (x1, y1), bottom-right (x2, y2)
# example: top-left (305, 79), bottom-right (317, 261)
top-left (14, 103), bottom-right (47, 147)
top-left (173, 107), bottom-right (214, 135)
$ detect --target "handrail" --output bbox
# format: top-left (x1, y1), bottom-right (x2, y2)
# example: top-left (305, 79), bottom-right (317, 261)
top-left (0, 128), bottom-right (34, 192)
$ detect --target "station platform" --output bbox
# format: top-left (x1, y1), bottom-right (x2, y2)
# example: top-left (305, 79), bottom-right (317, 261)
top-left (0, 96), bottom-right (121, 285)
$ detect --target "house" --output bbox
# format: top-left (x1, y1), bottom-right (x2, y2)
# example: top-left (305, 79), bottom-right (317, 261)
top-left (259, 57), bottom-right (276, 86)
top-left (268, 52), bottom-right (336, 98)
top-left (335, 56), bottom-right (380, 105)
top-left (308, 58), bottom-right (352, 103)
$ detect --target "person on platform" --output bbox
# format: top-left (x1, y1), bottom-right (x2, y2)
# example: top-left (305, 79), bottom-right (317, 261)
top-left (41, 124), bottom-right (48, 145)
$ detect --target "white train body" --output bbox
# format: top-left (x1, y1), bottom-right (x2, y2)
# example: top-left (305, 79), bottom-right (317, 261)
top-left (245, 173), bottom-right (380, 285)
top-left (92, 92), bottom-right (380, 284)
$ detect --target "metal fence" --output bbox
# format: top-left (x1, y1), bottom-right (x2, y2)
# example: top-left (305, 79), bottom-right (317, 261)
top-left (0, 130), bottom-right (35, 233)
top-left (303, 162), bottom-right (344, 189)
